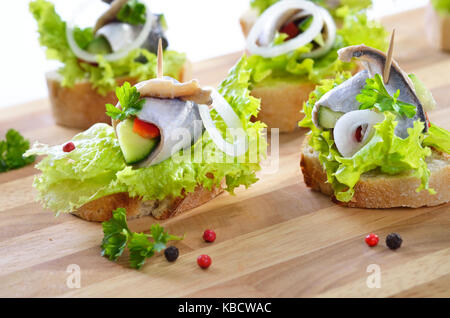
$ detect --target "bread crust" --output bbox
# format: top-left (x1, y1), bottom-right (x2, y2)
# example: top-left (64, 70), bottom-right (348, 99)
top-left (300, 138), bottom-right (450, 208)
top-left (72, 180), bottom-right (224, 222)
top-left (46, 60), bottom-right (192, 130)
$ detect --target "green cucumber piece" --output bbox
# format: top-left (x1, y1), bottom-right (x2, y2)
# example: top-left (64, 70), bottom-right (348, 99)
top-left (409, 74), bottom-right (436, 111)
top-left (86, 36), bottom-right (112, 54)
top-left (117, 119), bottom-right (159, 164)
top-left (318, 106), bottom-right (344, 129)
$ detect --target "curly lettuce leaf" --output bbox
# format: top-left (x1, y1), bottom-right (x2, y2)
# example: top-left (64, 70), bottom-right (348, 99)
top-left (27, 56), bottom-right (267, 213)
top-left (250, 0), bottom-right (279, 14)
top-left (333, 114), bottom-right (432, 201)
top-left (432, 0), bottom-right (450, 14)
top-left (29, 0), bottom-right (186, 94)
top-left (423, 124), bottom-right (450, 154)
top-left (335, 7), bottom-right (388, 50)
top-left (25, 124), bottom-right (128, 213)
top-left (300, 73), bottom-right (437, 202)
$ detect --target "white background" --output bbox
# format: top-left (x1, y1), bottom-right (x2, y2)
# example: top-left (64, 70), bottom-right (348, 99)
top-left (0, 0), bottom-right (427, 108)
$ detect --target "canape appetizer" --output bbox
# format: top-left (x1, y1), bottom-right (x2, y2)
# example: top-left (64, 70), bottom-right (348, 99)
top-left (24, 48), bottom-right (267, 222)
top-left (30, 0), bottom-right (189, 129)
top-left (299, 39), bottom-right (450, 208)
top-left (240, 0), bottom-right (387, 132)
top-left (426, 0), bottom-right (450, 51)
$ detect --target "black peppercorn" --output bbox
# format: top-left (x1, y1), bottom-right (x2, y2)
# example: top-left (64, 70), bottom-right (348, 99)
top-left (386, 233), bottom-right (403, 250)
top-left (164, 246), bottom-right (179, 262)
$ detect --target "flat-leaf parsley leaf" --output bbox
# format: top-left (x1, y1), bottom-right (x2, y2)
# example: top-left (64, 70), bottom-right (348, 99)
top-left (105, 82), bottom-right (145, 121)
top-left (101, 208), bottom-right (183, 269)
top-left (356, 74), bottom-right (417, 118)
top-left (0, 129), bottom-right (35, 173)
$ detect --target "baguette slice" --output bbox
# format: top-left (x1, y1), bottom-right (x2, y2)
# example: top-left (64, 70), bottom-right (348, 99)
top-left (250, 80), bottom-right (317, 133)
top-left (72, 180), bottom-right (224, 222)
top-left (300, 138), bottom-right (450, 208)
top-left (425, 3), bottom-right (450, 52)
top-left (46, 60), bottom-right (192, 130)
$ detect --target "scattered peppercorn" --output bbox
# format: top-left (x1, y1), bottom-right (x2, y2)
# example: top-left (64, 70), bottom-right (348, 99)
top-left (164, 246), bottom-right (179, 262)
top-left (63, 141), bottom-right (75, 153)
top-left (365, 233), bottom-right (379, 247)
top-left (386, 233), bottom-right (403, 250)
top-left (197, 254), bottom-right (212, 269)
top-left (203, 229), bottom-right (216, 243)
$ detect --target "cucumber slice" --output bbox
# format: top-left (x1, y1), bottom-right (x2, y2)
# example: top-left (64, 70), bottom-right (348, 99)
top-left (86, 36), bottom-right (112, 54)
top-left (116, 119), bottom-right (159, 164)
top-left (409, 74), bottom-right (436, 111)
top-left (318, 106), bottom-right (344, 129)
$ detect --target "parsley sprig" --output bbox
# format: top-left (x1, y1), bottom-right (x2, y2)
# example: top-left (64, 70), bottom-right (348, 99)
top-left (117, 0), bottom-right (146, 25)
top-left (0, 129), bottom-right (35, 173)
top-left (105, 82), bottom-right (145, 121)
top-left (101, 208), bottom-right (184, 269)
top-left (356, 74), bottom-right (417, 118)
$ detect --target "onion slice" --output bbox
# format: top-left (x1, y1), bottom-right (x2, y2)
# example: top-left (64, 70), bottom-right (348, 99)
top-left (334, 109), bottom-right (385, 157)
top-left (65, 0), bottom-right (153, 63)
top-left (198, 88), bottom-right (248, 157)
top-left (246, 0), bottom-right (324, 58)
top-left (300, 7), bottom-right (336, 59)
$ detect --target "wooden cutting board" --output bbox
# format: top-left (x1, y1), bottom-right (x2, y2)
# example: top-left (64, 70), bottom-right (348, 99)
top-left (0, 8), bottom-right (449, 297)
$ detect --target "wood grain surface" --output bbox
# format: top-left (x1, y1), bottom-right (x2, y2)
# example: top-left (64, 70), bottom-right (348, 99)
top-left (0, 8), bottom-right (449, 297)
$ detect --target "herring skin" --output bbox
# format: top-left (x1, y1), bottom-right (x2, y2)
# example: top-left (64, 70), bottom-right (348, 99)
top-left (312, 70), bottom-right (369, 127)
top-left (338, 45), bottom-right (428, 138)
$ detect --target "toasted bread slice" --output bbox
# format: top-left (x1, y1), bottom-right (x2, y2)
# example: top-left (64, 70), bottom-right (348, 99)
top-left (72, 180), bottom-right (224, 222)
top-left (250, 80), bottom-right (317, 133)
top-left (46, 60), bottom-right (192, 130)
top-left (425, 3), bottom-right (450, 52)
top-left (300, 138), bottom-right (450, 208)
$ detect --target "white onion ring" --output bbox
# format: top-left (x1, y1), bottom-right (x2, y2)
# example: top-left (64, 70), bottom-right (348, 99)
top-left (246, 0), bottom-right (324, 58)
top-left (66, 0), bottom-right (153, 63)
top-left (198, 88), bottom-right (248, 157)
top-left (301, 7), bottom-right (336, 59)
top-left (334, 110), bottom-right (385, 157)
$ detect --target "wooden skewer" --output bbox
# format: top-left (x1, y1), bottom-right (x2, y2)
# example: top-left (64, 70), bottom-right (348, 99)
top-left (157, 38), bottom-right (164, 79)
top-left (383, 29), bottom-right (395, 84)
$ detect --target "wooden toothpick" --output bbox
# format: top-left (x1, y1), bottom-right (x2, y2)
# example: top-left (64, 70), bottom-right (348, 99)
top-left (383, 29), bottom-right (395, 84)
top-left (157, 38), bottom-right (164, 79)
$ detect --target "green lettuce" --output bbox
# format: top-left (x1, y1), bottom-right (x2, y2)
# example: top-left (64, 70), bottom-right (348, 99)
top-left (431, 0), bottom-right (450, 14)
top-left (423, 124), bottom-right (450, 154)
top-left (299, 73), bottom-right (449, 202)
top-left (250, 0), bottom-right (280, 14)
top-left (24, 124), bottom-right (128, 214)
top-left (117, 0), bottom-right (146, 25)
top-left (25, 56), bottom-right (267, 214)
top-left (29, 0), bottom-right (186, 95)
top-left (247, 4), bottom-right (388, 86)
